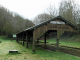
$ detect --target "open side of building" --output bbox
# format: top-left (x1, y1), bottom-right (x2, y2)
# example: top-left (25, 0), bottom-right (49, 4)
top-left (16, 16), bottom-right (79, 52)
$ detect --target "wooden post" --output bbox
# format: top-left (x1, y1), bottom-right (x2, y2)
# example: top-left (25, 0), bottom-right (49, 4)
top-left (16, 34), bottom-right (18, 42)
top-left (26, 36), bottom-right (28, 48)
top-left (22, 34), bottom-right (23, 44)
top-left (44, 33), bottom-right (46, 48)
top-left (28, 36), bottom-right (30, 42)
top-left (19, 35), bottom-right (20, 42)
top-left (57, 30), bottom-right (59, 50)
top-left (32, 30), bottom-right (36, 52)
top-left (57, 39), bottom-right (59, 50)
top-left (21, 34), bottom-right (22, 44)
top-left (57, 30), bottom-right (64, 50)
top-left (19, 34), bottom-right (20, 43)
top-left (17, 35), bottom-right (19, 43)
top-left (32, 39), bottom-right (35, 52)
top-left (23, 34), bottom-right (24, 46)
top-left (37, 38), bottom-right (39, 44)
top-left (20, 34), bottom-right (21, 43)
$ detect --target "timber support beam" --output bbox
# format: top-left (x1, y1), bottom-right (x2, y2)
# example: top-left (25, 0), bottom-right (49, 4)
top-left (23, 34), bottom-right (25, 46)
top-left (26, 35), bottom-right (28, 48)
top-left (32, 30), bottom-right (36, 52)
top-left (37, 38), bottom-right (39, 44)
top-left (56, 39), bottom-right (59, 50)
top-left (44, 33), bottom-right (46, 48)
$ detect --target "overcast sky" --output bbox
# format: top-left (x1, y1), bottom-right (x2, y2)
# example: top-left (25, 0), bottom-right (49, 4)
top-left (0, 0), bottom-right (80, 20)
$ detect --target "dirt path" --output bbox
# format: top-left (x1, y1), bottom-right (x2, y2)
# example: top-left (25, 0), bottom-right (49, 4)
top-left (36, 44), bottom-right (80, 57)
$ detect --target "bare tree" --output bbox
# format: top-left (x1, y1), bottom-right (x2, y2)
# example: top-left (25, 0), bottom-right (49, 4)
top-left (45, 4), bottom-right (58, 19)
top-left (33, 13), bottom-right (50, 25)
top-left (59, 0), bottom-right (80, 25)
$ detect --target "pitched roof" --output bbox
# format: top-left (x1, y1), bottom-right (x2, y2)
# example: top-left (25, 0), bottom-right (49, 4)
top-left (16, 16), bottom-right (79, 34)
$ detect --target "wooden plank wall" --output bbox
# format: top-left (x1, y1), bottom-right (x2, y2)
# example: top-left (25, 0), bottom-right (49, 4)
top-left (47, 23), bottom-right (75, 31)
top-left (33, 24), bottom-right (47, 41)
top-left (33, 20), bottom-right (76, 41)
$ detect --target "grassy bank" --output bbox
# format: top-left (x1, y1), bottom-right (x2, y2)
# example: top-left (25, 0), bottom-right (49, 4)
top-left (45, 39), bottom-right (80, 48)
top-left (40, 34), bottom-right (80, 48)
top-left (0, 36), bottom-right (80, 60)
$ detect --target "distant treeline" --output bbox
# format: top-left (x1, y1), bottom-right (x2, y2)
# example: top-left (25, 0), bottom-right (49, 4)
top-left (0, 5), bottom-right (34, 37)
top-left (33, 0), bottom-right (80, 26)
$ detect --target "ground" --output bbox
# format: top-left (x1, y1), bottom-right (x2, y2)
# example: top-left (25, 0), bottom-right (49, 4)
top-left (0, 36), bottom-right (80, 60)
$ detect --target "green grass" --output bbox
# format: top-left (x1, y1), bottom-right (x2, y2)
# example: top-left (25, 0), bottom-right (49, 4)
top-left (0, 36), bottom-right (80, 60)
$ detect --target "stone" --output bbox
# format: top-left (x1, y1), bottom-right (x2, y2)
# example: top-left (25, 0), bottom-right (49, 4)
top-left (9, 50), bottom-right (18, 53)
top-left (0, 41), bottom-right (1, 43)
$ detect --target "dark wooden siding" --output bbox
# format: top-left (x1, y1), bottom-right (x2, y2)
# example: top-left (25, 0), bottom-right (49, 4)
top-left (33, 19), bottom-right (77, 41)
